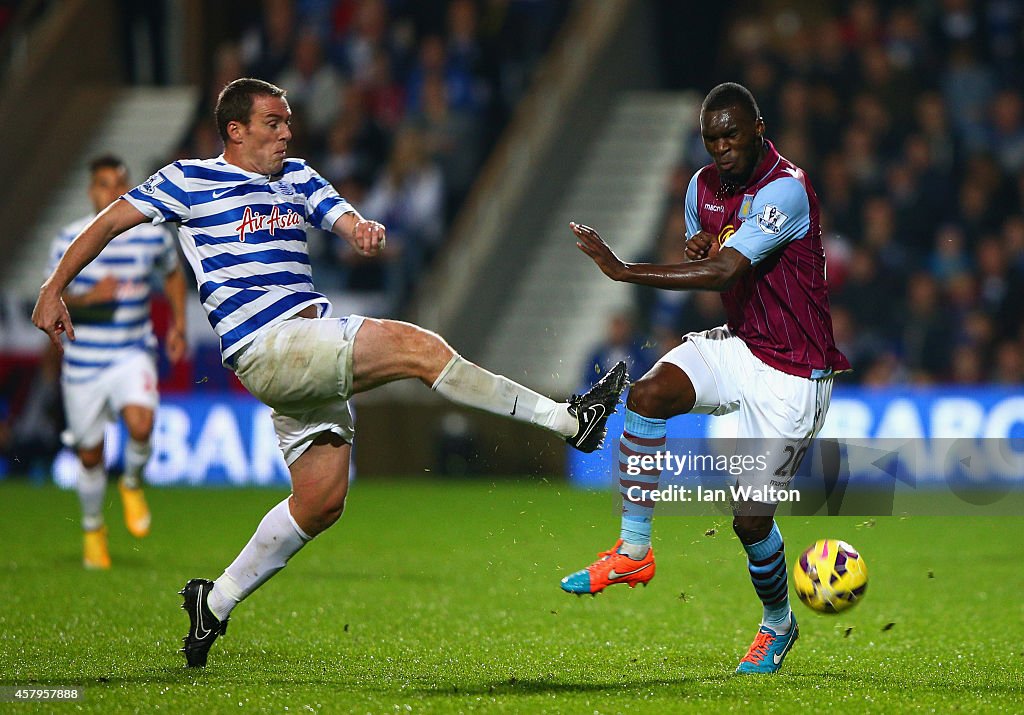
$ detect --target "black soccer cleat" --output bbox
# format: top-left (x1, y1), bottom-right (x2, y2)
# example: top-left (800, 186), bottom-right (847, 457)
top-left (566, 360), bottom-right (629, 453)
top-left (179, 578), bottom-right (228, 667)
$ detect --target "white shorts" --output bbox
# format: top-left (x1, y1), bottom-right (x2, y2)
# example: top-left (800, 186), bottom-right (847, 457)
top-left (62, 349), bottom-right (159, 449)
top-left (658, 326), bottom-right (833, 499)
top-left (234, 315), bottom-right (365, 466)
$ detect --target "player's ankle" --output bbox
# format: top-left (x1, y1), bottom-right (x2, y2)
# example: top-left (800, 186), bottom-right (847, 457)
top-left (618, 541), bottom-right (650, 560)
top-left (763, 610), bottom-right (792, 634)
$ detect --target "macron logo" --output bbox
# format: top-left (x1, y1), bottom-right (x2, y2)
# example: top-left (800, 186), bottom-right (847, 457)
top-left (703, 203), bottom-right (725, 213)
top-left (234, 205), bottom-right (303, 242)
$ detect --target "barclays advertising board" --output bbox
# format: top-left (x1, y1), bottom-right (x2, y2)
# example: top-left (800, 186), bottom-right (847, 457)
top-left (52, 396), bottom-right (291, 488)
top-left (41, 387), bottom-right (1024, 488)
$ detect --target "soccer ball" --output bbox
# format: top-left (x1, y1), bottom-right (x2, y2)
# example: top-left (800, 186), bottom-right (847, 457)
top-left (793, 539), bottom-right (868, 614)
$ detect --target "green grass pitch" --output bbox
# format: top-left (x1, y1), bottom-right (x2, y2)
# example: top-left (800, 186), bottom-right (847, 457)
top-left (0, 479), bottom-right (1021, 713)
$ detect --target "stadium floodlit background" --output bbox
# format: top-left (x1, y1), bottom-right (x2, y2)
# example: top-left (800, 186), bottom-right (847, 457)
top-left (1, 1), bottom-right (1022, 712)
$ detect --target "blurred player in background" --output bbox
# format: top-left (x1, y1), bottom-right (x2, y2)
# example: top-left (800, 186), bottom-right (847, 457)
top-left (49, 155), bottom-right (188, 569)
top-left (33, 78), bottom-right (627, 667)
top-left (563, 82), bottom-right (849, 674)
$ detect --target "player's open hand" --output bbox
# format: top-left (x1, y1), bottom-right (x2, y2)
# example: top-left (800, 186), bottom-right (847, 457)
top-left (351, 219), bottom-right (386, 257)
top-left (685, 230), bottom-right (719, 261)
top-left (32, 286), bottom-right (75, 354)
top-left (572, 222), bottom-right (628, 281)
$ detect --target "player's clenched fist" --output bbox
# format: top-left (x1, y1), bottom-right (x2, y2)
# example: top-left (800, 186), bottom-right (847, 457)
top-left (352, 219), bottom-right (386, 256)
top-left (685, 230), bottom-right (720, 261)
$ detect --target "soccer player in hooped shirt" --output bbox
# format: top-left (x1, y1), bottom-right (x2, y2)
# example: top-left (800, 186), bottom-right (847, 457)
top-left (49, 155), bottom-right (188, 570)
top-left (562, 83), bottom-right (850, 674)
top-left (32, 78), bottom-right (627, 667)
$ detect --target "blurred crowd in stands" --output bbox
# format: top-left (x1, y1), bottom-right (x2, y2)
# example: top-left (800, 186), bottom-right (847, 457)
top-left (174, 0), bottom-right (568, 314)
top-left (598, 0), bottom-right (1024, 388)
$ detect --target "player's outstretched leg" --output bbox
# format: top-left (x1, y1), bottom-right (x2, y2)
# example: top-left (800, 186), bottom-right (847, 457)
top-left (734, 519), bottom-right (798, 674)
top-left (351, 318), bottom-right (628, 453)
top-left (433, 354), bottom-right (627, 453)
top-left (561, 404), bottom-right (666, 594)
top-left (564, 361), bottom-right (630, 452)
top-left (179, 578), bottom-right (229, 668)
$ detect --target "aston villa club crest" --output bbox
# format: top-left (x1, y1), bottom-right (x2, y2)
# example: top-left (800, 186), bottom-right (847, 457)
top-left (739, 193), bottom-right (755, 219)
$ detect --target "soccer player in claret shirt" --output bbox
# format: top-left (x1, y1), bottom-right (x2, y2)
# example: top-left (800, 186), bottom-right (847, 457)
top-left (562, 82), bottom-right (850, 674)
top-left (33, 78), bottom-right (627, 668)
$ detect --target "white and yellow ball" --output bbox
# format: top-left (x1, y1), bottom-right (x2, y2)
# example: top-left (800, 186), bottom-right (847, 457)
top-left (793, 539), bottom-right (868, 614)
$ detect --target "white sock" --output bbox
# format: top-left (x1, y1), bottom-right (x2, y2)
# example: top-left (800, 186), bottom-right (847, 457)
top-left (431, 355), bottom-right (577, 438)
top-left (765, 610), bottom-right (793, 635)
top-left (207, 498), bottom-right (312, 621)
top-left (618, 541), bottom-right (650, 560)
top-left (78, 462), bottom-right (107, 531)
top-left (122, 438), bottom-right (152, 489)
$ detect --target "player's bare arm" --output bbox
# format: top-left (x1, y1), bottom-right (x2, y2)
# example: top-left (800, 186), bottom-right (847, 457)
top-left (163, 267), bottom-right (188, 364)
top-left (332, 210), bottom-right (386, 257)
top-left (571, 221), bottom-right (750, 292)
top-left (33, 199), bottom-right (148, 350)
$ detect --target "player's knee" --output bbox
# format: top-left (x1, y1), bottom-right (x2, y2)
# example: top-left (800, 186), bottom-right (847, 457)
top-left (78, 447), bottom-right (104, 469)
top-left (294, 489), bottom-right (346, 532)
top-left (126, 420), bottom-right (154, 443)
top-left (318, 492), bottom-right (348, 534)
top-left (732, 514), bottom-right (774, 544)
top-left (416, 329), bottom-right (454, 374)
top-left (123, 409), bottom-right (154, 442)
top-left (366, 319), bottom-right (454, 382)
top-left (394, 322), bottom-right (455, 382)
top-left (626, 377), bottom-right (675, 419)
top-left (292, 482), bottom-right (348, 536)
top-left (307, 499), bottom-right (346, 535)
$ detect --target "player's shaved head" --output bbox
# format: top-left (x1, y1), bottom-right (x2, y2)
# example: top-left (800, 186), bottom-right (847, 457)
top-left (216, 77), bottom-right (287, 142)
top-left (702, 82), bottom-right (761, 123)
top-left (699, 82), bottom-right (766, 185)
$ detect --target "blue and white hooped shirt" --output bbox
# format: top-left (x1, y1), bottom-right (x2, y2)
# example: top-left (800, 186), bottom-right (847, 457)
top-left (122, 156), bottom-right (353, 366)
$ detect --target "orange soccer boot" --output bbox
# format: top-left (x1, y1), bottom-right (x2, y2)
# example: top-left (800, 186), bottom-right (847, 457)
top-left (560, 539), bottom-right (655, 594)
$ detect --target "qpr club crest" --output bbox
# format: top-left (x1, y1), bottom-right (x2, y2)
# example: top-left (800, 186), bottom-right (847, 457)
top-left (269, 180), bottom-right (296, 196)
